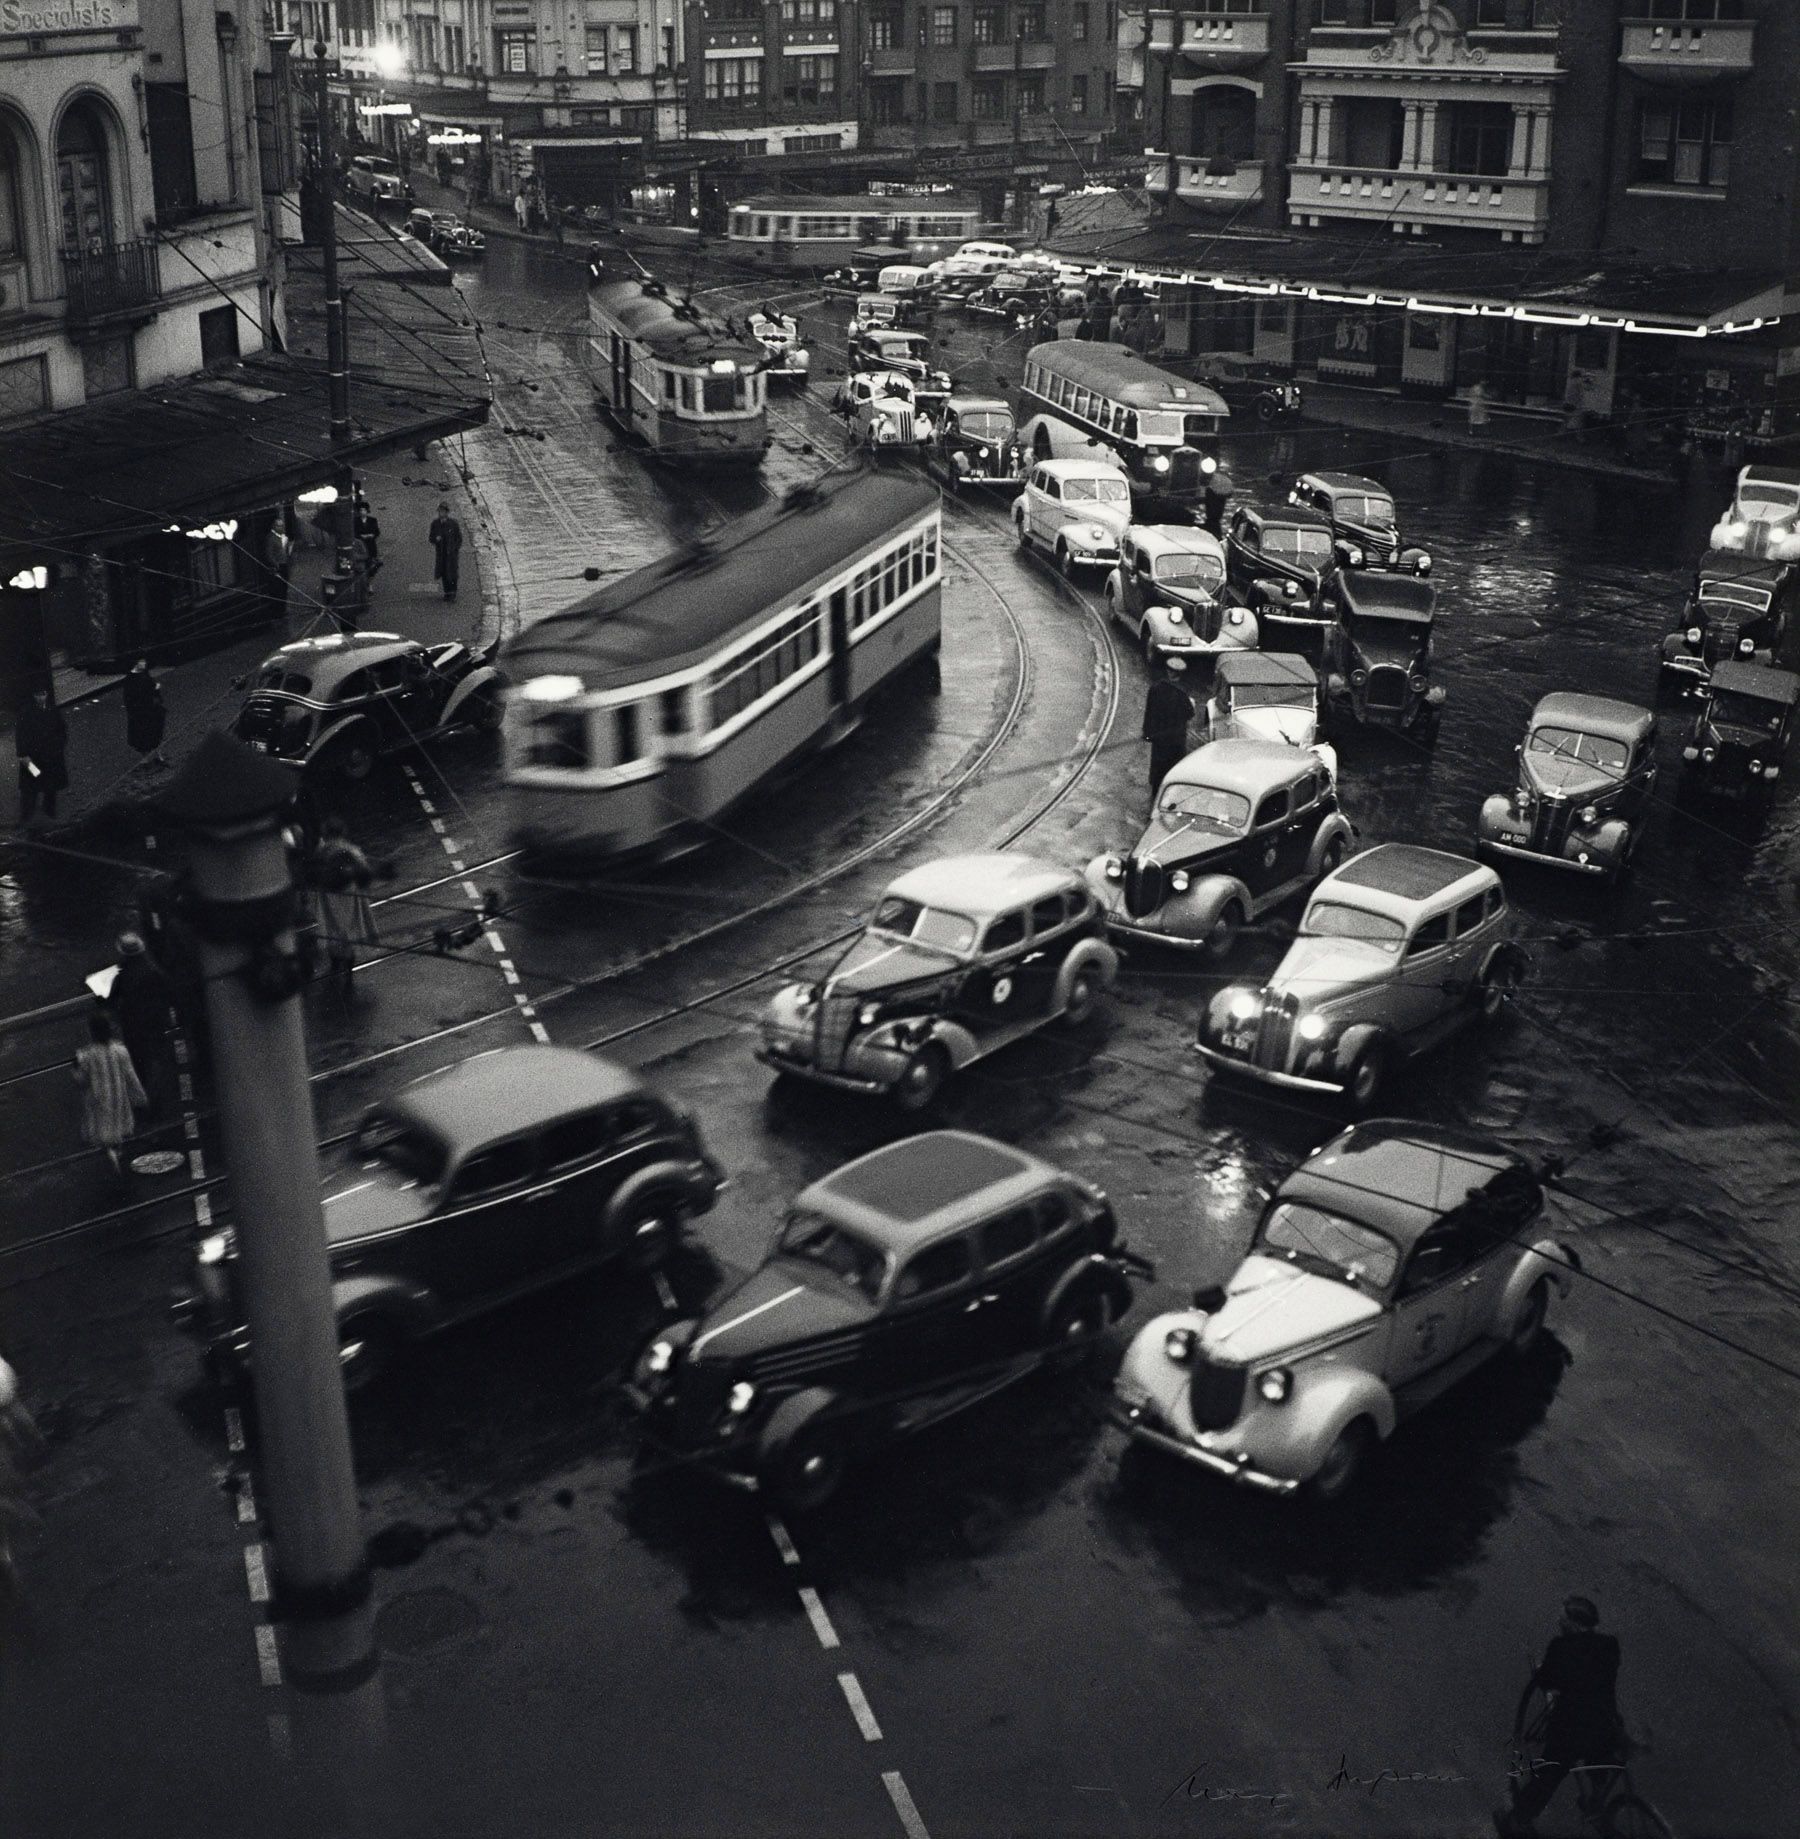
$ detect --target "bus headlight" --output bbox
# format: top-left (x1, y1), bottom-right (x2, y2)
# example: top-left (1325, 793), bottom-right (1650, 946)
top-left (1199, 454), bottom-right (1218, 476)
top-left (1151, 454), bottom-right (1170, 474)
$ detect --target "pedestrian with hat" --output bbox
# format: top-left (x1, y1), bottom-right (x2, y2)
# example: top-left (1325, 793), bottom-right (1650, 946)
top-left (429, 500), bottom-right (464, 602)
top-left (308, 815), bottom-right (379, 1005)
top-left (15, 685), bottom-right (68, 825)
top-left (122, 658), bottom-right (168, 771)
top-left (108, 929), bottom-right (177, 1118)
top-left (1142, 669), bottom-right (1196, 802)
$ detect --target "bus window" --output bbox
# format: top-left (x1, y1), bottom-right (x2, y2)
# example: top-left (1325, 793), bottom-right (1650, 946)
top-left (1120, 409), bottom-right (1138, 441)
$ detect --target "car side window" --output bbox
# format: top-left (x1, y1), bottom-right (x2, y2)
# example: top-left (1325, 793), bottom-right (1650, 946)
top-left (541, 1110), bottom-right (613, 1169)
top-left (1252, 790), bottom-right (1290, 829)
top-left (892, 1235), bottom-right (973, 1303)
top-left (336, 669), bottom-right (371, 702)
top-left (983, 909), bottom-right (1028, 954)
top-left (1397, 1224), bottom-right (1469, 1297)
top-left (1484, 885), bottom-right (1506, 922)
top-left (609, 1099), bottom-right (661, 1143)
top-left (1292, 771), bottom-right (1319, 814)
top-left (1407, 913), bottom-right (1453, 956)
top-left (1452, 894), bottom-right (1488, 937)
top-left (1034, 1189), bottom-right (1072, 1238)
top-left (450, 1137), bottom-right (536, 1201)
top-left (1028, 894), bottom-right (1068, 938)
top-left (979, 1207), bottom-right (1038, 1269)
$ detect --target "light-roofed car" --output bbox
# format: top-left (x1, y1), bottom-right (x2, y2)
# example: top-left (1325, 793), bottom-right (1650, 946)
top-left (1203, 650), bottom-right (1336, 780)
top-left (1013, 456), bottom-right (1133, 578)
top-left (1105, 524), bottom-right (1251, 671)
top-left (749, 309), bottom-right (810, 386)
top-left (1708, 463), bottom-right (1800, 561)
top-left (627, 1130), bottom-right (1148, 1508)
top-left (758, 853), bottom-right (1118, 1109)
top-left (1085, 740), bottom-right (1355, 958)
top-left (847, 325), bottom-right (950, 408)
top-left (1112, 1121), bottom-right (1573, 1500)
top-left (1197, 844), bottom-right (1526, 1110)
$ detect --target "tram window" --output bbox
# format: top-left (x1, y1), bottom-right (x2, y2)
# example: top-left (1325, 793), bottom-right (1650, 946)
top-left (661, 370), bottom-right (677, 404)
top-left (883, 548), bottom-right (901, 602)
top-left (925, 526), bottom-right (938, 574)
top-left (678, 374), bottom-right (697, 411)
top-left (703, 374), bottom-right (735, 412)
top-left (755, 215), bottom-right (770, 236)
top-left (527, 710), bottom-right (589, 769)
top-left (615, 703), bottom-right (642, 765)
top-left (660, 687), bottom-right (687, 737)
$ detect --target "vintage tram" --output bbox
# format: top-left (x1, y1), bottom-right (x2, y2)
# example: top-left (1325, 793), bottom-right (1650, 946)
top-left (505, 468), bottom-right (944, 859)
top-left (585, 261), bottom-right (770, 469)
top-left (725, 194), bottom-right (981, 272)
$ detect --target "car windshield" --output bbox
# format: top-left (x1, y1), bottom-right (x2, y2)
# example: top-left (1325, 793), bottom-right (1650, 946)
top-left (957, 410), bottom-right (1012, 440)
top-left (1698, 580), bottom-right (1773, 613)
top-left (776, 1210), bottom-right (887, 1300)
top-left (1737, 482), bottom-right (1800, 514)
top-left (1155, 552), bottom-right (1224, 586)
top-left (1065, 477), bottom-right (1129, 504)
top-left (1157, 782), bottom-right (1251, 833)
top-left (1301, 901), bottom-right (1406, 953)
top-left (1709, 691), bottom-right (1784, 733)
top-left (1230, 681), bottom-right (1311, 710)
top-left (1257, 1200), bottom-right (1399, 1289)
top-left (1527, 724), bottom-right (1629, 772)
top-left (1137, 410), bottom-right (1185, 444)
top-left (871, 895), bottom-right (978, 956)
top-left (353, 1113), bottom-right (449, 1188)
top-left (1261, 526), bottom-right (1333, 563)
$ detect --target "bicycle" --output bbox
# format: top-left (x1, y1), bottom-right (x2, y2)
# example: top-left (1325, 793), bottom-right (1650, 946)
top-left (1508, 1691), bottom-right (1676, 1839)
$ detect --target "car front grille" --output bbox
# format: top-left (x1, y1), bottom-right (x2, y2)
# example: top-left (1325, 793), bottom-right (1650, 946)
top-left (1365, 665), bottom-right (1409, 711)
top-left (1253, 993), bottom-right (1297, 1070)
top-left (811, 994), bottom-right (859, 1072)
top-left (1188, 1356), bottom-right (1246, 1432)
top-left (669, 1362), bottom-right (734, 1444)
top-left (1529, 797), bottom-right (1572, 853)
top-left (1703, 620), bottom-right (1741, 665)
top-left (1124, 857), bottom-right (1164, 920)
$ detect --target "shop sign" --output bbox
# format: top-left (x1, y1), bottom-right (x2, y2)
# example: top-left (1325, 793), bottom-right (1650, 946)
top-left (0, 0), bottom-right (132, 33)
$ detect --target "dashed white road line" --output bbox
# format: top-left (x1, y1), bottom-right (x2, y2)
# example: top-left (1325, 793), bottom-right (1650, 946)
top-left (765, 1513), bottom-right (801, 1567)
top-left (882, 1771), bottom-right (933, 1839)
top-left (837, 1671), bottom-right (883, 1742)
top-left (254, 1623), bottom-right (284, 1688)
top-left (797, 1584), bottom-right (841, 1651)
top-left (244, 1543), bottom-right (271, 1604)
top-left (223, 1406), bottom-right (245, 1454)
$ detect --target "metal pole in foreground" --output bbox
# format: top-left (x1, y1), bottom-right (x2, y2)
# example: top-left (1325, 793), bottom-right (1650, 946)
top-left (159, 734), bottom-right (378, 1712)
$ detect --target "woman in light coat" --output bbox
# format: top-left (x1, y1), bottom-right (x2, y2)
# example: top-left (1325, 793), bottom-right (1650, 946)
top-left (74, 1010), bottom-right (146, 1178)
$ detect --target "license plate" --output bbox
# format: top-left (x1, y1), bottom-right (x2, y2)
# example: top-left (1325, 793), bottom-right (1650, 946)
top-left (246, 738), bottom-right (268, 753)
top-left (1496, 831), bottom-right (1525, 845)
top-left (1220, 1028), bottom-right (1253, 1054)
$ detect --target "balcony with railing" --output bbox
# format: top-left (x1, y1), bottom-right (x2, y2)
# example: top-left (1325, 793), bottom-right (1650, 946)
top-left (1143, 151), bottom-right (1265, 208)
top-left (1288, 164), bottom-right (1548, 243)
top-left (867, 45), bottom-right (916, 74)
top-left (1146, 7), bottom-right (1268, 65)
top-left (61, 239), bottom-right (162, 332)
top-left (1619, 15), bottom-right (1755, 85)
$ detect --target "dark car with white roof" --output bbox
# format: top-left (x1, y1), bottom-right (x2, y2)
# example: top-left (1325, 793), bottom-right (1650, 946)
top-left (627, 1131), bottom-right (1147, 1509)
top-left (1658, 548), bottom-right (1795, 693)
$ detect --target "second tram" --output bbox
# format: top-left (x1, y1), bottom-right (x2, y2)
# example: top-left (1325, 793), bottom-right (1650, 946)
top-left (586, 260), bottom-right (771, 469)
top-left (504, 468), bottom-right (944, 859)
top-left (726, 195), bottom-right (981, 272)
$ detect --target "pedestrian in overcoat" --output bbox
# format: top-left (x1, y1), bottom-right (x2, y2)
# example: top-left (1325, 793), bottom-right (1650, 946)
top-left (74, 1010), bottom-right (146, 1178)
top-left (108, 930), bottom-right (176, 1116)
top-left (122, 658), bottom-right (168, 768)
top-left (309, 816), bottom-right (379, 1003)
top-left (1143, 672), bottom-right (1195, 800)
top-left (15, 686), bottom-right (68, 823)
top-left (429, 501), bottom-right (463, 601)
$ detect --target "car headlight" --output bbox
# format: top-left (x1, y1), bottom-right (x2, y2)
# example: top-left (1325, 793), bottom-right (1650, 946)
top-left (977, 445), bottom-right (990, 459)
top-left (1409, 673), bottom-right (1428, 693)
top-left (1296, 1014), bottom-right (1327, 1041)
top-left (1415, 551), bottom-right (1431, 574)
top-left (1169, 868), bottom-right (1190, 893)
top-left (727, 1381), bottom-right (757, 1415)
top-left (643, 1339), bottom-right (675, 1376)
top-left (1199, 454), bottom-right (1218, 476)
top-left (1227, 989), bottom-right (1260, 1021)
top-left (1283, 579), bottom-right (1297, 597)
top-left (1748, 760), bottom-right (1763, 776)
top-left (1226, 607), bottom-right (1243, 626)
top-left (1164, 1326), bottom-right (1198, 1363)
top-left (857, 1001), bottom-right (881, 1026)
top-left (1257, 1367), bottom-right (1292, 1404)
top-left (795, 983), bottom-right (819, 1009)
top-left (1702, 746), bottom-right (1716, 762)
top-left (1351, 668), bottom-right (1368, 687)
top-left (1165, 605), bottom-right (1184, 624)
top-left (198, 1232), bottom-right (230, 1266)
top-left (1686, 626), bottom-right (1703, 646)
top-left (1104, 855), bottom-right (1123, 880)
top-left (1151, 454), bottom-right (1170, 473)
top-left (1739, 636), bottom-right (1755, 654)
top-left (1345, 545), bottom-right (1364, 566)
top-left (1578, 805), bottom-right (1598, 826)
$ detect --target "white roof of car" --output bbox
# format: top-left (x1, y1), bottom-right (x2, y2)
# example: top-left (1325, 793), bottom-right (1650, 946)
top-left (959, 242), bottom-right (1015, 259)
top-left (883, 852), bottom-right (1077, 917)
top-left (1034, 457), bottom-right (1127, 482)
top-left (1163, 738), bottom-right (1321, 799)
top-left (1130, 524), bottom-right (1226, 560)
top-left (1313, 843), bottom-right (1495, 922)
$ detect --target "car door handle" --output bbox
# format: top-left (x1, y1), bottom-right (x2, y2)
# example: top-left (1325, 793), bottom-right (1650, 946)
top-left (1022, 952), bottom-right (1045, 964)
top-left (963, 1294), bottom-right (998, 1313)
top-left (523, 1190), bottom-right (552, 1204)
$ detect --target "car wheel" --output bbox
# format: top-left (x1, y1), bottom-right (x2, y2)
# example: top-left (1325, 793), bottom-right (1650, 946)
top-left (1305, 1418), bottom-right (1372, 1503)
top-left (1317, 835), bottom-right (1347, 877)
top-left (1044, 1283), bottom-right (1110, 1374)
top-left (1346, 1041), bottom-right (1388, 1113)
top-left (621, 1194), bottom-right (686, 1274)
top-left (1142, 632), bottom-right (1159, 669)
top-left (336, 736), bottom-right (376, 783)
top-left (1015, 515), bottom-right (1029, 551)
top-left (338, 1315), bottom-right (403, 1393)
top-left (1256, 396), bottom-right (1280, 424)
top-left (1060, 965), bottom-right (1100, 1028)
top-left (1201, 902), bottom-right (1244, 963)
top-left (764, 1414), bottom-right (849, 1514)
top-left (1508, 1279), bottom-right (1550, 1356)
top-left (470, 687), bottom-right (504, 735)
top-left (1057, 543), bottom-right (1079, 581)
top-left (1478, 957), bottom-right (1520, 1022)
top-left (894, 1043), bottom-right (949, 1114)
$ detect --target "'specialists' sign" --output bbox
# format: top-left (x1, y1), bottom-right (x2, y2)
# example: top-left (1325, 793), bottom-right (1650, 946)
top-left (0, 0), bottom-right (134, 32)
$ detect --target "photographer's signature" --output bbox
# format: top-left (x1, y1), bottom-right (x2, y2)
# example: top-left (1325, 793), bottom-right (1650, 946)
top-left (1162, 1753), bottom-right (1470, 1809)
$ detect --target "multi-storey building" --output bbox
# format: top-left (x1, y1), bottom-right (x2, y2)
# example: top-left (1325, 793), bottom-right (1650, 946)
top-left (1109, 0), bottom-right (1798, 441)
top-left (1116, 0), bottom-right (1147, 148)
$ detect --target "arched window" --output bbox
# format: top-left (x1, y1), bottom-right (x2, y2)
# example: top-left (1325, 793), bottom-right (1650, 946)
top-left (0, 122), bottom-right (22, 261)
top-left (56, 105), bottom-right (112, 253)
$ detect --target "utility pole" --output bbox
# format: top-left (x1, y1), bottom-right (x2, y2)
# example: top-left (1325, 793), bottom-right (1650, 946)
top-left (159, 733), bottom-right (382, 1785)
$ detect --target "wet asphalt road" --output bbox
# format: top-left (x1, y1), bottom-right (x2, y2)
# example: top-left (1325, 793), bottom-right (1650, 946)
top-left (1, 235), bottom-right (1797, 1839)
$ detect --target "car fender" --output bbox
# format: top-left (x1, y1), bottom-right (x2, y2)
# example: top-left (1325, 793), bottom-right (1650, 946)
top-left (1570, 816), bottom-right (1631, 866)
top-left (917, 1018), bottom-right (983, 1071)
top-left (1324, 1020), bottom-right (1391, 1079)
top-left (307, 711), bottom-right (378, 768)
top-left (756, 1385), bottom-right (849, 1468)
top-left (1175, 872), bottom-right (1258, 939)
top-left (1053, 937), bottom-right (1119, 1005)
top-left (1476, 791), bottom-right (1516, 840)
top-left (332, 1271), bottom-right (443, 1340)
top-left (603, 1161), bottom-right (713, 1238)
top-left (1289, 1365), bottom-right (1397, 1452)
top-left (1477, 938), bottom-right (1530, 991)
top-left (1305, 813), bottom-right (1356, 878)
top-left (1499, 1239), bottom-right (1578, 1327)
top-left (1038, 1253), bottom-right (1132, 1339)
top-left (441, 665), bottom-right (505, 726)
top-left (1103, 568), bottom-right (1124, 614)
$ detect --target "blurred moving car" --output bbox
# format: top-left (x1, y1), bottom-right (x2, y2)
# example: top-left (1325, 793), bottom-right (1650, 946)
top-left (1477, 693), bottom-right (1658, 881)
top-left (1679, 659), bottom-right (1797, 800)
top-left (1658, 548), bottom-right (1795, 693)
top-left (1104, 524), bottom-right (1248, 672)
top-left (1197, 844), bottom-right (1525, 1109)
top-left (1112, 1120), bottom-right (1571, 1499)
top-left (627, 1131), bottom-right (1148, 1510)
top-left (1085, 740), bottom-right (1354, 958)
top-left (1708, 463), bottom-right (1800, 560)
top-left (1323, 572), bottom-right (1445, 739)
top-left (758, 854), bottom-right (1117, 1110)
top-left (926, 395), bottom-right (1027, 495)
top-left (177, 1046), bottom-right (724, 1389)
top-left (1013, 457), bottom-right (1133, 578)
top-left (1289, 471), bottom-right (1430, 575)
top-left (347, 152), bottom-right (409, 207)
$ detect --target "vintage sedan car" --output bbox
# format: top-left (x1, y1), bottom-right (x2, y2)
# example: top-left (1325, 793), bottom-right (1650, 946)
top-left (1104, 524), bottom-right (1251, 672)
top-left (1085, 740), bottom-right (1355, 958)
top-left (1658, 549), bottom-right (1795, 692)
top-left (964, 268), bottom-right (1058, 325)
top-left (1197, 845), bottom-right (1525, 1110)
top-left (1223, 503), bottom-right (1338, 648)
top-left (748, 310), bottom-right (810, 386)
top-left (1203, 651), bottom-right (1333, 777)
top-left (1013, 457), bottom-right (1134, 577)
top-left (1111, 1120), bottom-right (1571, 1500)
top-left (847, 326), bottom-right (950, 408)
top-left (1288, 471), bottom-right (1430, 576)
top-left (758, 854), bottom-right (1118, 1111)
top-left (175, 1046), bottom-right (723, 1389)
top-left (850, 291), bottom-right (904, 334)
top-left (925, 395), bottom-right (1027, 495)
top-left (1708, 462), bottom-right (1800, 561)
top-left (875, 263), bottom-right (937, 323)
top-left (834, 370), bottom-right (932, 453)
top-left (428, 215), bottom-right (485, 258)
top-left (1323, 571), bottom-right (1445, 737)
top-left (1477, 693), bottom-right (1659, 881)
top-left (347, 152), bottom-right (408, 207)
top-left (1680, 659), bottom-right (1797, 799)
top-left (1193, 353), bottom-right (1303, 425)
top-left (230, 632), bottom-right (505, 781)
top-left (626, 1131), bottom-right (1147, 1510)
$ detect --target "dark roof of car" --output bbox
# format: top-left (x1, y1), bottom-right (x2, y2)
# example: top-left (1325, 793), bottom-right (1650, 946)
top-left (384, 1046), bottom-right (644, 1148)
top-left (1332, 843), bottom-right (1483, 902)
top-left (1709, 659), bottom-right (1799, 704)
top-left (1741, 464), bottom-right (1800, 487)
top-left (1695, 548), bottom-right (1790, 588)
top-left (1302, 471), bottom-right (1388, 495)
top-left (1244, 504), bottom-right (1334, 532)
top-left (1277, 1120), bottom-right (1538, 1254)
top-left (260, 632), bottom-right (417, 684)
top-left (1025, 340), bottom-right (1229, 417)
top-left (1335, 573), bottom-right (1438, 622)
top-left (1216, 650), bottom-right (1315, 688)
top-left (805, 1132), bottom-right (1054, 1251)
top-left (1530, 692), bottom-right (1654, 740)
top-left (504, 468), bottom-right (938, 692)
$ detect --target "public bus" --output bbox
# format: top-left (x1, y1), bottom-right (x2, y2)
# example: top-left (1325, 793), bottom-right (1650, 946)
top-left (504, 469), bottom-right (943, 859)
top-left (586, 259), bottom-right (770, 469)
top-left (1017, 340), bottom-right (1230, 501)
top-left (726, 194), bottom-right (981, 272)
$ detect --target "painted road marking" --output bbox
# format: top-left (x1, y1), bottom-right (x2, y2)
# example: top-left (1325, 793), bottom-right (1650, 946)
top-left (224, 1407), bottom-right (245, 1453)
top-left (883, 1771), bottom-right (933, 1839)
top-left (797, 1585), bottom-right (841, 1651)
top-left (838, 1672), bottom-right (883, 1742)
top-left (765, 1514), bottom-right (801, 1567)
top-left (236, 1475), bottom-right (257, 1524)
top-left (255, 1624), bottom-right (283, 1687)
top-left (244, 1544), bottom-right (271, 1604)
top-left (652, 1270), bottom-right (678, 1313)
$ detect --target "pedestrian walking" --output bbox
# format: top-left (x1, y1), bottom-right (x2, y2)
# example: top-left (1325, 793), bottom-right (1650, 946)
top-left (549, 197), bottom-right (565, 247)
top-left (121, 657), bottom-right (168, 770)
top-left (1467, 378), bottom-right (1491, 432)
top-left (14, 684), bottom-right (68, 824)
top-left (1143, 671), bottom-right (1195, 801)
top-left (1495, 1596), bottom-right (1624, 1837)
top-left (429, 500), bottom-right (464, 602)
top-left (108, 930), bottom-right (177, 1117)
top-left (73, 1010), bottom-right (146, 1179)
top-left (353, 491), bottom-right (383, 579)
top-left (309, 816), bottom-right (379, 1004)
top-left (263, 514), bottom-right (295, 616)
top-left (0, 1354), bottom-right (40, 1591)
top-left (514, 189), bottom-right (529, 233)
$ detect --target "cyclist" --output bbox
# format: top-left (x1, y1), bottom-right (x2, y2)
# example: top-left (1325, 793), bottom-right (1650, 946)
top-left (1496, 1595), bottom-right (1624, 1836)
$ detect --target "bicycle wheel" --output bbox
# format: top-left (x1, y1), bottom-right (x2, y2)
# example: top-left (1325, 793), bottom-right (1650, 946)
top-left (1603, 1790), bottom-right (1677, 1839)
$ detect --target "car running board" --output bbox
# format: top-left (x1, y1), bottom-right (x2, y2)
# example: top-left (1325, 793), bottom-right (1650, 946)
top-left (890, 1353), bottom-right (1042, 1438)
top-left (1390, 1334), bottom-right (1505, 1422)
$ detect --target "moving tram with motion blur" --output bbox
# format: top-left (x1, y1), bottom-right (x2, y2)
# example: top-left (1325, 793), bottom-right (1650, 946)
top-left (503, 467), bottom-right (944, 859)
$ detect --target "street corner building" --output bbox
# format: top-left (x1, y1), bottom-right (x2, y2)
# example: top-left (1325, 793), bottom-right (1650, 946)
top-left (1072, 0), bottom-right (1797, 453)
top-left (0, 1), bottom-right (490, 707)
